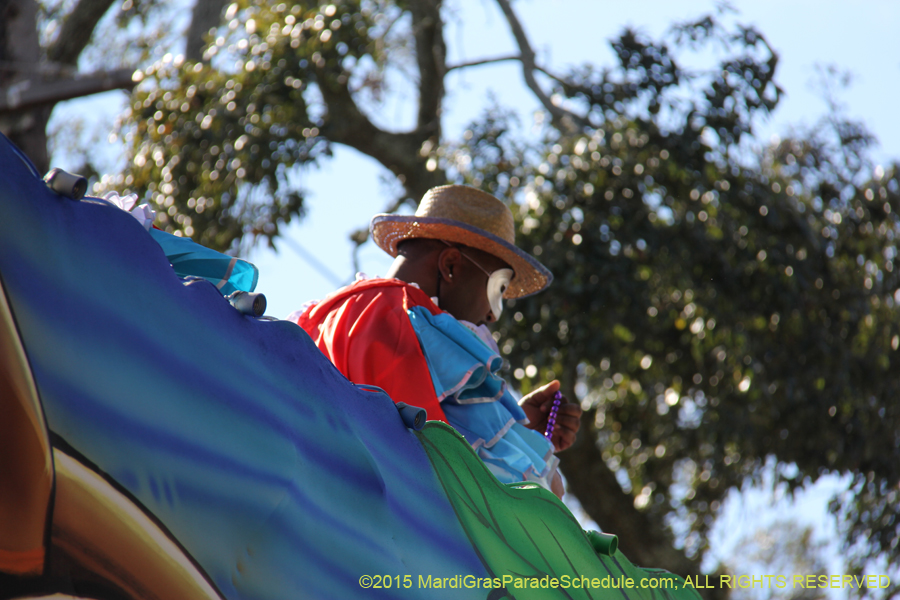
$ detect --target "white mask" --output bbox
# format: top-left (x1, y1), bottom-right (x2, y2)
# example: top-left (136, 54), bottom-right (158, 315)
top-left (486, 268), bottom-right (513, 321)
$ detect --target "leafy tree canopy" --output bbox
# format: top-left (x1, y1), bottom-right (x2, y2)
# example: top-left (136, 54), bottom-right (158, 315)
top-left (467, 19), bottom-right (900, 584)
top-left (117, 0), bottom-right (448, 251)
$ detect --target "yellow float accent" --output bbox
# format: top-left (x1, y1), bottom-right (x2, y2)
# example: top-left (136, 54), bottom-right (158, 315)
top-left (0, 280), bottom-right (52, 576)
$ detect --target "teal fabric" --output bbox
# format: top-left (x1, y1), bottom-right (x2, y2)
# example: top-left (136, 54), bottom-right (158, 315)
top-left (149, 228), bottom-right (258, 295)
top-left (407, 306), bottom-right (556, 487)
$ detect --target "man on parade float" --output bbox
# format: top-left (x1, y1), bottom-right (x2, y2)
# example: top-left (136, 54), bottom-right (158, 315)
top-left (293, 184), bottom-right (583, 498)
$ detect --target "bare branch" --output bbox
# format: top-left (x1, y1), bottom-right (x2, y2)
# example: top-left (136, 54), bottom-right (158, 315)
top-left (185, 0), bottom-right (229, 62)
top-left (1, 0), bottom-right (41, 85)
top-left (1, 0), bottom-right (49, 171)
top-left (0, 68), bottom-right (135, 114)
top-left (280, 236), bottom-right (345, 287)
top-left (379, 8), bottom-right (406, 45)
top-left (379, 192), bottom-right (409, 215)
top-left (0, 59), bottom-right (77, 77)
top-left (534, 64), bottom-right (571, 87)
top-left (493, 0), bottom-right (588, 133)
top-left (309, 0), bottom-right (448, 203)
top-left (347, 190), bottom-right (409, 271)
top-left (314, 66), bottom-right (444, 202)
top-left (46, 0), bottom-right (117, 66)
top-left (408, 0), bottom-right (445, 139)
top-left (447, 54), bottom-right (520, 72)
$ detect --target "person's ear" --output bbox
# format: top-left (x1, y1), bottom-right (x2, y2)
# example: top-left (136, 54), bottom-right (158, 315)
top-left (437, 246), bottom-right (461, 283)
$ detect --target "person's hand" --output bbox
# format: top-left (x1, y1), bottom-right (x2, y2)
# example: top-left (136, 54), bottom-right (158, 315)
top-left (520, 380), bottom-right (582, 452)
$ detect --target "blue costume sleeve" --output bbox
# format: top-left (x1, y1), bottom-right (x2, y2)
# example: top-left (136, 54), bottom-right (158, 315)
top-left (149, 228), bottom-right (259, 296)
top-left (406, 307), bottom-right (557, 489)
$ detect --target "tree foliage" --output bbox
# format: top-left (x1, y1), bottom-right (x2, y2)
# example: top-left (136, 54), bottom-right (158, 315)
top-left (116, 0), bottom-right (447, 251)
top-left (455, 16), bottom-right (900, 586)
top-left (0, 0), bottom-right (172, 173)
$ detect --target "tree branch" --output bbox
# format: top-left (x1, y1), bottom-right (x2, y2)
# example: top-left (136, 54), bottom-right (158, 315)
top-left (0, 59), bottom-right (76, 77)
top-left (493, 0), bottom-right (588, 133)
top-left (314, 67), bottom-right (444, 202)
top-left (0, 68), bottom-right (134, 114)
top-left (185, 0), bottom-right (228, 62)
top-left (46, 0), bottom-right (117, 66)
top-left (310, 0), bottom-right (449, 203)
top-left (1, 0), bottom-right (41, 86)
top-left (408, 0), bottom-right (445, 139)
top-left (534, 64), bottom-right (572, 87)
top-left (447, 54), bottom-right (520, 72)
top-left (1, 0), bottom-right (49, 171)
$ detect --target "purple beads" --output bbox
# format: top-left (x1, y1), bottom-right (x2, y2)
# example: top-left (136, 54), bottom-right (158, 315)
top-left (544, 390), bottom-right (562, 441)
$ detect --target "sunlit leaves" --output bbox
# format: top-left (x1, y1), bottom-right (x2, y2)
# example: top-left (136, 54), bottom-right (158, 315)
top-left (459, 15), bottom-right (900, 568)
top-left (117, 0), bottom-right (386, 251)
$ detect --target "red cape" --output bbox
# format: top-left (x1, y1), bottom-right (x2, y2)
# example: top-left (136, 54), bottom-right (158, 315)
top-left (295, 278), bottom-right (448, 423)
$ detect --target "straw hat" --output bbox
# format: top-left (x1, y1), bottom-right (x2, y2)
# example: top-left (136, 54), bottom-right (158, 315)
top-left (370, 185), bottom-right (552, 298)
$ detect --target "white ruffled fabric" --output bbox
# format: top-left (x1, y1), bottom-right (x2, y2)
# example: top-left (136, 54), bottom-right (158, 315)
top-left (103, 191), bottom-right (156, 231)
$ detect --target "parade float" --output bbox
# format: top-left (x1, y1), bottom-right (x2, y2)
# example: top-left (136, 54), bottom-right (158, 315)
top-left (0, 133), bottom-right (700, 600)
